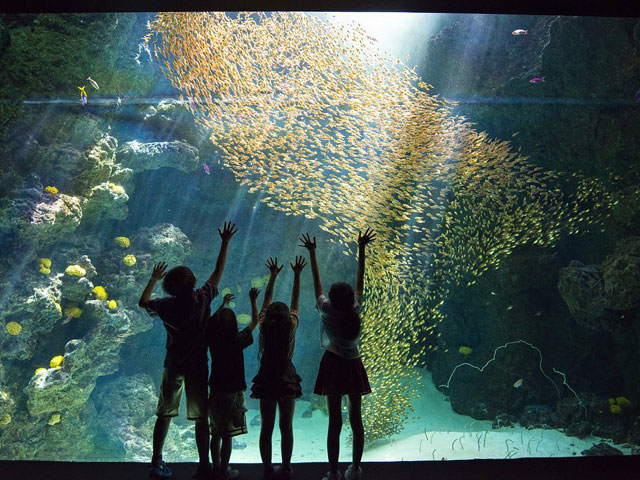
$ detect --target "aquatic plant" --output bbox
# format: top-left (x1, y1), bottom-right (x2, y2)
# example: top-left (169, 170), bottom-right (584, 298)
top-left (149, 12), bottom-right (611, 442)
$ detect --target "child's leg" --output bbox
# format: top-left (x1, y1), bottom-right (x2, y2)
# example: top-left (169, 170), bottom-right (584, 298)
top-left (326, 395), bottom-right (343, 474)
top-left (259, 399), bottom-right (277, 472)
top-left (210, 431), bottom-right (221, 469)
top-left (277, 396), bottom-right (296, 470)
top-left (195, 418), bottom-right (210, 465)
top-left (220, 435), bottom-right (232, 471)
top-left (152, 416), bottom-right (172, 459)
top-left (347, 394), bottom-right (364, 470)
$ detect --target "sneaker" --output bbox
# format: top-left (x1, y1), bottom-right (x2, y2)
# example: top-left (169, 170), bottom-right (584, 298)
top-left (193, 462), bottom-right (213, 479)
top-left (214, 466), bottom-right (240, 480)
top-left (344, 465), bottom-right (362, 480)
top-left (273, 465), bottom-right (293, 480)
top-left (149, 458), bottom-right (173, 479)
top-left (321, 471), bottom-right (342, 480)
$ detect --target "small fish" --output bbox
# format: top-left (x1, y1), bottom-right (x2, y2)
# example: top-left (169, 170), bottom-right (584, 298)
top-left (87, 77), bottom-right (99, 90)
top-left (529, 77), bottom-right (545, 84)
top-left (513, 378), bottom-right (524, 388)
top-left (367, 35), bottom-right (379, 42)
top-left (78, 86), bottom-right (87, 106)
top-left (62, 313), bottom-right (73, 325)
top-left (512, 29), bottom-right (528, 35)
top-left (203, 163), bottom-right (210, 175)
top-left (189, 97), bottom-right (196, 110)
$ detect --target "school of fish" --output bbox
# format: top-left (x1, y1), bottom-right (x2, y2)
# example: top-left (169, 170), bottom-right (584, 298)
top-left (148, 12), bottom-right (612, 442)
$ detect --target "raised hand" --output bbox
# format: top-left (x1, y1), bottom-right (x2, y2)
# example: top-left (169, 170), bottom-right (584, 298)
top-left (151, 262), bottom-right (167, 280)
top-left (223, 293), bottom-right (235, 305)
top-left (298, 233), bottom-right (316, 251)
top-left (357, 227), bottom-right (376, 247)
top-left (290, 255), bottom-right (307, 273)
top-left (218, 221), bottom-right (238, 242)
top-left (266, 256), bottom-right (283, 275)
top-left (248, 287), bottom-right (260, 301)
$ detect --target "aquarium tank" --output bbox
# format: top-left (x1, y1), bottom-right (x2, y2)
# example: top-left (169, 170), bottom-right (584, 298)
top-left (0, 10), bottom-right (639, 463)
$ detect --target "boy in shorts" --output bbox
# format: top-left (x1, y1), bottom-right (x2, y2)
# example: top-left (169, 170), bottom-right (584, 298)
top-left (206, 287), bottom-right (261, 480)
top-left (138, 221), bottom-right (237, 479)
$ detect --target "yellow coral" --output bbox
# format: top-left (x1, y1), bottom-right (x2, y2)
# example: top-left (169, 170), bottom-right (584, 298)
top-left (458, 346), bottom-right (473, 355)
top-left (221, 287), bottom-right (232, 297)
top-left (49, 355), bottom-right (64, 369)
top-left (123, 255), bottom-right (136, 267)
top-left (610, 404), bottom-right (622, 414)
top-left (39, 266), bottom-right (51, 274)
top-left (107, 299), bottom-right (117, 309)
top-left (63, 306), bottom-right (82, 318)
top-left (55, 302), bottom-right (62, 313)
top-left (5, 321), bottom-right (22, 336)
top-left (237, 314), bottom-right (251, 325)
top-left (35, 367), bottom-right (47, 376)
top-left (39, 258), bottom-right (52, 268)
top-left (108, 183), bottom-right (126, 195)
top-left (616, 396), bottom-right (632, 408)
top-left (44, 186), bottom-right (58, 194)
top-left (92, 286), bottom-right (108, 301)
top-left (114, 236), bottom-right (130, 248)
top-left (47, 413), bottom-right (61, 426)
top-left (0, 414), bottom-right (11, 426)
top-left (65, 265), bottom-right (86, 277)
top-left (609, 398), bottom-right (616, 405)
top-left (251, 276), bottom-right (265, 288)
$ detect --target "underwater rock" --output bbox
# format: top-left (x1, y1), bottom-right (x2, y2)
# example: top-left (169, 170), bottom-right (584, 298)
top-left (82, 181), bottom-right (130, 222)
top-left (232, 438), bottom-right (247, 450)
top-left (132, 223), bottom-right (192, 268)
top-left (601, 237), bottom-right (640, 311)
top-left (558, 261), bottom-right (612, 331)
top-left (117, 140), bottom-right (200, 173)
top-left (581, 442), bottom-right (624, 456)
top-left (250, 414), bottom-right (261, 427)
top-left (0, 273), bottom-right (62, 360)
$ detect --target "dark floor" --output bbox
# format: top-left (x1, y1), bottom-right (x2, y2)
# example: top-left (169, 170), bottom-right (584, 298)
top-left (1, 457), bottom-right (638, 480)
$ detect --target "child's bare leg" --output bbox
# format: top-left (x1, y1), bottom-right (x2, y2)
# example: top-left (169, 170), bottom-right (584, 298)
top-left (152, 416), bottom-right (172, 458)
top-left (195, 418), bottom-right (210, 465)
top-left (347, 395), bottom-right (364, 469)
top-left (220, 435), bottom-right (232, 471)
top-left (277, 397), bottom-right (296, 469)
top-left (259, 399), bottom-right (277, 472)
top-left (326, 395), bottom-right (343, 474)
top-left (210, 432), bottom-right (221, 469)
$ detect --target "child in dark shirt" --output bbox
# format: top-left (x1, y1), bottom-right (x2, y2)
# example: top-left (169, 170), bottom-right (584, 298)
top-left (138, 221), bottom-right (237, 479)
top-left (206, 287), bottom-right (260, 480)
top-left (251, 256), bottom-right (306, 480)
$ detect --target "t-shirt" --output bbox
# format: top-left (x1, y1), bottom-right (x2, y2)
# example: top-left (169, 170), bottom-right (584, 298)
top-left (145, 280), bottom-right (218, 369)
top-left (317, 294), bottom-right (362, 359)
top-left (258, 307), bottom-right (298, 362)
top-left (207, 324), bottom-right (254, 393)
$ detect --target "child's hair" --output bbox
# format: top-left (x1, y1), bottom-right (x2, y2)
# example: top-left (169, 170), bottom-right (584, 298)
top-left (162, 266), bottom-right (196, 297)
top-left (328, 282), bottom-right (360, 340)
top-left (210, 308), bottom-right (238, 346)
top-left (259, 301), bottom-right (292, 374)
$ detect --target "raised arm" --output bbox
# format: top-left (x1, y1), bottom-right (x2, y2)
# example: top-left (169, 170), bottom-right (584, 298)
top-left (208, 221), bottom-right (238, 286)
top-left (355, 228), bottom-right (376, 298)
top-left (299, 233), bottom-right (323, 299)
top-left (138, 262), bottom-right (167, 308)
top-left (248, 287), bottom-right (260, 332)
top-left (261, 257), bottom-right (283, 311)
top-left (212, 293), bottom-right (235, 317)
top-left (289, 256), bottom-right (307, 312)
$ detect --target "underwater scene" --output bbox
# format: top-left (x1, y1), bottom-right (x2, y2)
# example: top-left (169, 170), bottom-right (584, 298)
top-left (0, 11), bottom-right (640, 463)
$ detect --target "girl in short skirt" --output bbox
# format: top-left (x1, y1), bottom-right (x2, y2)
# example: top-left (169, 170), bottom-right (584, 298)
top-left (251, 256), bottom-right (307, 480)
top-left (299, 228), bottom-right (375, 480)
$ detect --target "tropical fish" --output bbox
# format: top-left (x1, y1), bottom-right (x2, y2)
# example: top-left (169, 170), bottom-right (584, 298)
top-left (78, 86), bottom-right (87, 105)
top-left (62, 313), bottom-right (73, 325)
top-left (513, 378), bottom-right (524, 388)
top-left (512, 29), bottom-right (528, 35)
top-left (87, 76), bottom-right (99, 90)
top-left (529, 77), bottom-right (545, 84)
top-left (203, 163), bottom-right (211, 175)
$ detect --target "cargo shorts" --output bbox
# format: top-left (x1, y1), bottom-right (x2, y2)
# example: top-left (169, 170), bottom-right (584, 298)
top-left (156, 365), bottom-right (207, 420)
top-left (208, 390), bottom-right (248, 437)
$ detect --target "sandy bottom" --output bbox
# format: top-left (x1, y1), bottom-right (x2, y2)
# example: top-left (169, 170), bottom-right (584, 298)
top-left (225, 369), bottom-right (634, 463)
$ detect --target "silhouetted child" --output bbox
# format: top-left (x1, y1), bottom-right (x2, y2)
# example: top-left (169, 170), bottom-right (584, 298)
top-left (251, 256), bottom-right (307, 480)
top-left (138, 221), bottom-right (238, 479)
top-left (206, 287), bottom-right (260, 480)
top-left (299, 229), bottom-right (375, 480)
